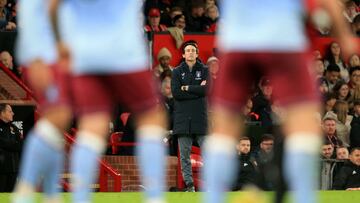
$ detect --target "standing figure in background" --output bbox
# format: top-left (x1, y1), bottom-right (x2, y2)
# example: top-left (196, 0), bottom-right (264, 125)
top-left (0, 104), bottom-right (23, 192)
top-left (171, 41), bottom-right (209, 192)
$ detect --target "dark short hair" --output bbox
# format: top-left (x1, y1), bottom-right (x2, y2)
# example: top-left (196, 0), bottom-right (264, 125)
top-left (323, 92), bottom-right (337, 102)
top-left (182, 40), bottom-right (199, 54)
top-left (353, 14), bottom-right (360, 24)
top-left (323, 139), bottom-right (333, 146)
top-left (261, 134), bottom-right (274, 142)
top-left (354, 99), bottom-right (360, 107)
top-left (172, 14), bottom-right (185, 25)
top-left (239, 136), bottom-right (250, 142)
top-left (349, 66), bottom-right (360, 76)
top-left (326, 63), bottom-right (340, 73)
top-left (350, 147), bottom-right (360, 154)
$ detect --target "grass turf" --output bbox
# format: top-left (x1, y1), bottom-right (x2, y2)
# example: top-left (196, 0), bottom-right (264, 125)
top-left (1, 191), bottom-right (360, 203)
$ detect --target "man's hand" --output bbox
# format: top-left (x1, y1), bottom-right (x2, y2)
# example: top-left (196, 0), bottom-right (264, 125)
top-left (200, 80), bottom-right (207, 86)
top-left (28, 59), bottom-right (53, 93)
top-left (5, 22), bottom-right (16, 30)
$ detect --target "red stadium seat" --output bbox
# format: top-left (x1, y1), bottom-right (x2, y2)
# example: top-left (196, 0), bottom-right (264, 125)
top-left (110, 132), bottom-right (123, 155)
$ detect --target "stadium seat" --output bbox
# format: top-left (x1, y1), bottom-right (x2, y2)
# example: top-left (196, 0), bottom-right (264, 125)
top-left (110, 132), bottom-right (123, 155)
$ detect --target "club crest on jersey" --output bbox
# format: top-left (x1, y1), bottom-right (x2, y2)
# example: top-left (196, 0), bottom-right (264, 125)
top-left (195, 71), bottom-right (202, 80)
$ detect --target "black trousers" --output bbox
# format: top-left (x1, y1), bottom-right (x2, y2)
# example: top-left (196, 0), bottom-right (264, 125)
top-left (0, 173), bottom-right (17, 192)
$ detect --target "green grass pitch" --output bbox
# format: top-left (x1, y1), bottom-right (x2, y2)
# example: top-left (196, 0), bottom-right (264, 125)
top-left (1, 191), bottom-right (360, 203)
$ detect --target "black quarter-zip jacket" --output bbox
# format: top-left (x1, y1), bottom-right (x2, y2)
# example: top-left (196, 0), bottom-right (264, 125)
top-left (171, 60), bottom-right (209, 135)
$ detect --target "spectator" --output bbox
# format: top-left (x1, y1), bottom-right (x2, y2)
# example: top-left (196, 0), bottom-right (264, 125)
top-left (320, 63), bottom-right (341, 93)
top-left (0, 0), bottom-right (16, 31)
top-left (332, 81), bottom-right (352, 104)
top-left (205, 0), bottom-right (217, 8)
top-left (252, 134), bottom-right (276, 191)
top-left (252, 77), bottom-right (273, 128)
top-left (322, 141), bottom-right (335, 160)
top-left (206, 56), bottom-right (219, 80)
top-left (171, 40), bottom-right (209, 192)
top-left (0, 103), bottom-right (23, 192)
top-left (171, 14), bottom-right (186, 30)
top-left (332, 147), bottom-right (360, 190)
top-left (203, 5), bottom-right (219, 32)
top-left (334, 146), bottom-right (349, 177)
top-left (143, 0), bottom-right (173, 23)
top-left (324, 42), bottom-right (348, 82)
top-left (160, 70), bottom-right (174, 130)
top-left (320, 141), bottom-right (336, 190)
top-left (318, 79), bottom-right (329, 94)
top-left (323, 92), bottom-right (337, 113)
top-left (343, 0), bottom-right (360, 22)
top-left (348, 66), bottom-right (360, 93)
top-left (0, 51), bottom-right (20, 77)
top-left (153, 47), bottom-right (173, 78)
top-left (348, 53), bottom-right (360, 68)
top-left (144, 8), bottom-right (167, 33)
top-left (253, 134), bottom-right (275, 166)
top-left (336, 146), bottom-right (350, 160)
top-left (352, 14), bottom-right (360, 37)
top-left (162, 6), bottom-right (183, 27)
top-left (323, 117), bottom-right (343, 148)
top-left (313, 59), bottom-right (325, 80)
top-left (167, 14), bottom-right (186, 48)
top-left (242, 98), bottom-right (259, 122)
top-left (350, 100), bottom-right (360, 149)
top-left (324, 100), bottom-right (353, 147)
top-left (186, 1), bottom-right (206, 32)
top-left (313, 49), bottom-right (323, 60)
top-left (160, 70), bottom-right (177, 155)
top-left (232, 137), bottom-right (259, 191)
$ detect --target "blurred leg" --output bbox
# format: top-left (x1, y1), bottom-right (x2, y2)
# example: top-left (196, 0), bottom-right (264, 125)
top-left (70, 112), bottom-right (109, 203)
top-left (283, 103), bottom-right (322, 203)
top-left (203, 106), bottom-right (242, 203)
top-left (13, 106), bottom-right (70, 203)
top-left (136, 106), bottom-right (167, 203)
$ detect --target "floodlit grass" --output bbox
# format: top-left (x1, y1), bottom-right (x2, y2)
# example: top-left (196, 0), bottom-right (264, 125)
top-left (0, 191), bottom-right (360, 203)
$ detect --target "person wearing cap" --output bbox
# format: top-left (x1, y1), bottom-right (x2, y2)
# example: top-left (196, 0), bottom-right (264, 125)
top-left (171, 40), bottom-right (209, 192)
top-left (153, 47), bottom-right (174, 78)
top-left (144, 8), bottom-right (167, 33)
top-left (206, 56), bottom-right (219, 80)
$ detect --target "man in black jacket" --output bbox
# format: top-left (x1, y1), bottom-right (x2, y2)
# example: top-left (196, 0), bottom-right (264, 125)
top-left (171, 40), bottom-right (209, 191)
top-left (233, 137), bottom-right (259, 191)
top-left (350, 100), bottom-right (360, 149)
top-left (0, 103), bottom-right (23, 192)
top-left (332, 147), bottom-right (360, 190)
